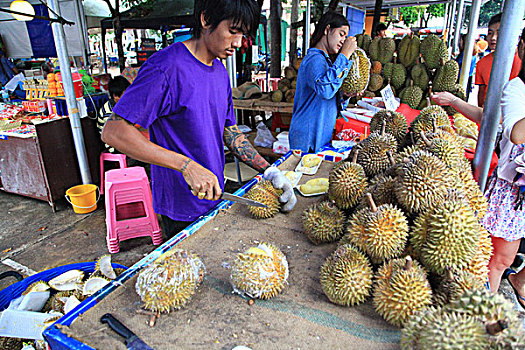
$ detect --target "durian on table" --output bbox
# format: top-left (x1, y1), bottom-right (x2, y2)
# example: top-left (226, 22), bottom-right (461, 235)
top-left (230, 242), bottom-right (288, 299)
top-left (244, 180), bottom-right (283, 219)
top-left (302, 200), bottom-right (345, 245)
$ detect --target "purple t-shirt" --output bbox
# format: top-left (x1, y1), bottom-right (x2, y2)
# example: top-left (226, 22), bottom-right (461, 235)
top-left (113, 42), bottom-right (236, 221)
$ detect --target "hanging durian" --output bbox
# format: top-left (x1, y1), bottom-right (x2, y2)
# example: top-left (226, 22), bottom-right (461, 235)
top-left (328, 152), bottom-right (368, 209)
top-left (420, 34), bottom-right (448, 70)
top-left (230, 242), bottom-right (288, 299)
top-left (342, 48), bottom-right (370, 94)
top-left (135, 249), bottom-right (205, 313)
top-left (244, 180), bottom-right (282, 219)
top-left (302, 201), bottom-right (346, 245)
top-left (398, 34), bottom-right (420, 68)
top-left (320, 244), bottom-right (373, 306)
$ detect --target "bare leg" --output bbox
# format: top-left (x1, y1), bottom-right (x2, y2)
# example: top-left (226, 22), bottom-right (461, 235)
top-left (488, 236), bottom-right (520, 292)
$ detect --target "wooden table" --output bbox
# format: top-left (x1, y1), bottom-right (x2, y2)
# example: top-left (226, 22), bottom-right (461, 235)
top-left (233, 95), bottom-right (293, 129)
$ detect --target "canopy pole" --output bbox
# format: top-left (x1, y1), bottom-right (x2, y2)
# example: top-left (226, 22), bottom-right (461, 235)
top-left (447, 0), bottom-right (457, 48)
top-left (442, 2), bottom-right (450, 36)
top-left (101, 27), bottom-right (107, 74)
top-left (371, 0), bottom-right (383, 38)
top-left (76, 0), bottom-right (91, 71)
top-left (48, 0), bottom-right (92, 184)
top-left (452, 0), bottom-right (465, 56)
top-left (459, 0), bottom-right (481, 91)
top-left (226, 54), bottom-right (242, 185)
top-left (71, 0), bottom-right (88, 69)
top-left (473, 0), bottom-right (525, 191)
top-left (305, 0), bottom-right (311, 51)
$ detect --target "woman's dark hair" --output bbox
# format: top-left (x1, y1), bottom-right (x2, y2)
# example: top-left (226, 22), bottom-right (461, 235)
top-left (193, 0), bottom-right (261, 39)
top-left (108, 76), bottom-right (131, 99)
top-left (519, 27), bottom-right (525, 83)
top-left (310, 11), bottom-right (349, 48)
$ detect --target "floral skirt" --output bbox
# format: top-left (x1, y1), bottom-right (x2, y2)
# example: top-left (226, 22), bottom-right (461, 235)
top-left (480, 175), bottom-right (525, 241)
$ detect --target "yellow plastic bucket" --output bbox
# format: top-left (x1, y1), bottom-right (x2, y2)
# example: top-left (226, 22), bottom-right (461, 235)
top-left (65, 184), bottom-right (99, 214)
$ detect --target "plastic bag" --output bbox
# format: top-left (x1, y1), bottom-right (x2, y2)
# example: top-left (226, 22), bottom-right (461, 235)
top-left (254, 122), bottom-right (276, 148)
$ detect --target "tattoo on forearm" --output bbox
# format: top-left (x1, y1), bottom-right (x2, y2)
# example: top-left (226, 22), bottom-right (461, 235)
top-left (224, 125), bottom-right (269, 173)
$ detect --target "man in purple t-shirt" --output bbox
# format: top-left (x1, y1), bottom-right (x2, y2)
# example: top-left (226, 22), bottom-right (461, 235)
top-left (102, 0), bottom-right (296, 239)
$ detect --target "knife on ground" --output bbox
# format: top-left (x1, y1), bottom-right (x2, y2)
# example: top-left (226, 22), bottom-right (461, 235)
top-left (101, 313), bottom-right (154, 350)
top-left (188, 185), bottom-right (268, 208)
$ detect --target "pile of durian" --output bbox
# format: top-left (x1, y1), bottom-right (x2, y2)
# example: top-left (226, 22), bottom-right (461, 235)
top-left (300, 106), bottom-right (525, 346)
top-left (352, 33), bottom-right (468, 116)
top-left (270, 59), bottom-right (302, 104)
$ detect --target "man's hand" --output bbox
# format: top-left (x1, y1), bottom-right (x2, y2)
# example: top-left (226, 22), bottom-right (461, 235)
top-left (341, 36), bottom-right (357, 59)
top-left (182, 159), bottom-right (222, 201)
top-left (264, 167), bottom-right (297, 212)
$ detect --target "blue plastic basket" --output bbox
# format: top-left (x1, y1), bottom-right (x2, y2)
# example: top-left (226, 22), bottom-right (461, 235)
top-left (0, 262), bottom-right (127, 311)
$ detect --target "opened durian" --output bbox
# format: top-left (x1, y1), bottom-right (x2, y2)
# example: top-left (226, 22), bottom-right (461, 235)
top-left (48, 270), bottom-right (84, 291)
top-left (320, 244), bottom-right (373, 306)
top-left (82, 276), bottom-right (111, 296)
top-left (230, 242), bottom-right (288, 299)
top-left (245, 180), bottom-right (282, 219)
top-left (328, 152), bottom-right (368, 209)
top-left (22, 281), bottom-right (50, 295)
top-left (373, 256), bottom-right (432, 327)
top-left (135, 249), bottom-right (205, 313)
top-left (95, 255), bottom-right (117, 279)
top-left (302, 201), bottom-right (346, 245)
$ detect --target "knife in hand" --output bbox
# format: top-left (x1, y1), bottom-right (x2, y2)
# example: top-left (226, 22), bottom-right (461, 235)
top-left (188, 185), bottom-right (267, 208)
top-left (101, 313), bottom-right (154, 350)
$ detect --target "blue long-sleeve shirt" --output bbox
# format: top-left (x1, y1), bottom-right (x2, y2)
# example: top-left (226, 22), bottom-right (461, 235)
top-left (289, 48), bottom-right (352, 152)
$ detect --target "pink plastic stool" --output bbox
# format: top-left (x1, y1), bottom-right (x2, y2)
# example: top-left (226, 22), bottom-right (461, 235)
top-left (100, 152), bottom-right (127, 194)
top-left (104, 166), bottom-right (162, 253)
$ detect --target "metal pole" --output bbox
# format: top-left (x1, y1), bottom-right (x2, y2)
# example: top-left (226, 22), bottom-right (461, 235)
top-left (72, 0), bottom-right (88, 69)
top-left (48, 0), bottom-right (92, 184)
top-left (447, 0), bottom-right (457, 48)
top-left (459, 0), bottom-right (481, 91)
top-left (442, 2), bottom-right (450, 35)
top-left (77, 0), bottom-right (91, 71)
top-left (102, 27), bottom-right (107, 74)
top-left (305, 0), bottom-right (311, 51)
top-left (452, 0), bottom-right (465, 56)
top-left (226, 55), bottom-right (243, 185)
top-left (473, 0), bottom-right (525, 191)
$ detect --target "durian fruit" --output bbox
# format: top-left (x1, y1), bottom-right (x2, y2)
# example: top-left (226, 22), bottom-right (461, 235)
top-left (370, 109), bottom-right (407, 146)
top-left (442, 84), bottom-right (466, 115)
top-left (368, 73), bottom-right (383, 92)
top-left (447, 289), bottom-right (525, 349)
top-left (410, 105), bottom-right (450, 139)
top-left (369, 37), bottom-right (395, 64)
top-left (320, 244), bottom-right (373, 306)
top-left (400, 81), bottom-right (423, 109)
top-left (419, 193), bottom-right (479, 275)
top-left (284, 66), bottom-right (297, 80)
top-left (359, 173), bottom-right (397, 209)
top-left (95, 255), bottom-right (117, 279)
top-left (433, 269), bottom-right (486, 306)
top-left (328, 152), bottom-right (368, 209)
top-left (0, 337), bottom-right (23, 350)
top-left (135, 249), bottom-right (206, 313)
top-left (420, 34), bottom-right (448, 70)
top-left (391, 60), bottom-right (407, 90)
top-left (398, 34), bottom-right (421, 68)
top-left (356, 125), bottom-right (398, 177)
top-left (394, 151), bottom-right (455, 213)
top-left (383, 62), bottom-right (393, 81)
top-left (402, 306), bottom-right (491, 350)
top-left (271, 90), bottom-right (283, 102)
top-left (82, 276), bottom-right (111, 296)
top-left (48, 270), bottom-right (84, 291)
top-left (230, 242), bottom-right (288, 299)
top-left (22, 281), bottom-right (50, 295)
top-left (373, 257), bottom-right (433, 327)
top-left (371, 60), bottom-right (382, 74)
top-left (341, 48), bottom-right (370, 94)
top-left (340, 208), bottom-right (368, 250)
top-left (244, 180), bottom-right (282, 219)
top-left (462, 225), bottom-right (492, 280)
top-left (358, 194), bottom-right (409, 263)
top-left (418, 131), bottom-right (464, 169)
top-left (433, 59), bottom-right (459, 92)
top-left (453, 113), bottom-right (478, 140)
top-left (356, 32), bottom-right (372, 53)
top-left (302, 201), bottom-right (346, 245)
top-left (411, 62), bottom-right (430, 90)
top-left (63, 295), bottom-right (81, 314)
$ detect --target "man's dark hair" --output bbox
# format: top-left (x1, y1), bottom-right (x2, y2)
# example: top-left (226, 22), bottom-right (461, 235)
top-left (108, 76), bottom-right (130, 99)
top-left (193, 0), bottom-right (261, 39)
top-left (310, 11), bottom-right (349, 48)
top-left (377, 22), bottom-right (388, 32)
top-left (488, 13), bottom-right (502, 28)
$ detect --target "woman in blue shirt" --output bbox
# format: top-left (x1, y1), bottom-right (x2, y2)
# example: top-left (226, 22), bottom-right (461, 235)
top-left (289, 11), bottom-right (356, 152)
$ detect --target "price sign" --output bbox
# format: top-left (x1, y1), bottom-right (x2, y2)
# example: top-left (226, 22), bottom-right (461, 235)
top-left (380, 84), bottom-right (400, 111)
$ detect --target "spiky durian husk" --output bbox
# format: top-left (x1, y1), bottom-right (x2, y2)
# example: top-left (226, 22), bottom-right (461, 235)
top-left (342, 48), bottom-right (370, 94)
top-left (447, 289), bottom-right (525, 349)
top-left (370, 110), bottom-right (408, 145)
top-left (320, 244), bottom-right (373, 306)
top-left (358, 174), bottom-right (397, 209)
top-left (395, 145), bottom-right (422, 164)
top-left (328, 161), bottom-right (368, 209)
top-left (454, 169), bottom-right (488, 220)
top-left (394, 151), bottom-right (455, 213)
top-left (230, 243), bottom-right (288, 299)
top-left (22, 281), bottom-right (49, 295)
top-left (302, 201), bottom-right (346, 245)
top-left (361, 204), bottom-right (409, 263)
top-left (401, 306), bottom-right (441, 349)
top-left (420, 34), bottom-right (448, 70)
top-left (95, 254), bottom-right (116, 279)
top-left (136, 249), bottom-right (205, 313)
top-left (433, 270), bottom-right (486, 307)
top-left (409, 210), bottom-right (432, 260)
top-left (462, 227), bottom-right (492, 280)
top-left (356, 131), bottom-right (398, 177)
top-left (245, 180), bottom-right (282, 219)
top-left (373, 258), bottom-right (433, 327)
top-left (410, 105), bottom-right (450, 137)
top-left (340, 209), bottom-right (368, 252)
top-left (419, 196), bottom-right (479, 275)
top-left (422, 137), bottom-right (464, 170)
top-left (0, 336), bottom-right (23, 350)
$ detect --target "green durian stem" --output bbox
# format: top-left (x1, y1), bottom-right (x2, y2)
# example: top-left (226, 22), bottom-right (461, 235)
top-left (403, 256), bottom-right (413, 271)
top-left (352, 150), bottom-right (358, 163)
top-left (366, 193), bottom-right (377, 212)
top-left (446, 268), bottom-right (454, 281)
top-left (486, 320), bottom-right (508, 335)
top-left (386, 151), bottom-right (395, 166)
top-left (432, 118), bottom-right (437, 133)
top-left (420, 131), bottom-right (431, 146)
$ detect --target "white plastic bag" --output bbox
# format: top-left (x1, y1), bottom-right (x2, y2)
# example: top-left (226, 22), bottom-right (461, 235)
top-left (254, 122), bottom-right (276, 148)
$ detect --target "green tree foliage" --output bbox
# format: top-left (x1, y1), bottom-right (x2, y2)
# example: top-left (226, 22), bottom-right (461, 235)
top-left (399, 6), bottom-right (419, 27)
top-left (427, 4), bottom-right (446, 19)
top-left (400, 4), bottom-right (446, 28)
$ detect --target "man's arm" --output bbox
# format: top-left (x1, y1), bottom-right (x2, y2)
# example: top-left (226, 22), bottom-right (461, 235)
top-left (223, 124), bottom-right (270, 173)
top-left (478, 84), bottom-right (486, 107)
top-left (102, 113), bottom-right (222, 200)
